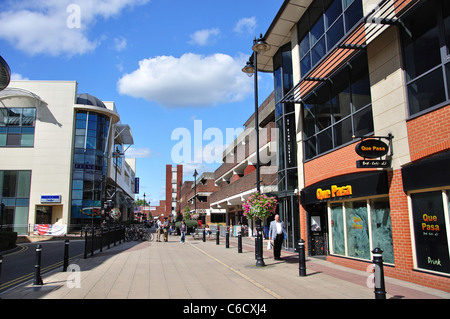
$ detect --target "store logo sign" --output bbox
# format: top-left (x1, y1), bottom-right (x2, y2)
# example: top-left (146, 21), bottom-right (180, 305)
top-left (316, 185), bottom-right (352, 201)
top-left (355, 139), bottom-right (389, 159)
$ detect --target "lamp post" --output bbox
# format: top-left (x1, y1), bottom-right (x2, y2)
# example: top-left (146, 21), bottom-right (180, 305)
top-left (193, 169), bottom-right (198, 218)
top-left (242, 35), bottom-right (271, 267)
top-left (143, 192), bottom-right (146, 222)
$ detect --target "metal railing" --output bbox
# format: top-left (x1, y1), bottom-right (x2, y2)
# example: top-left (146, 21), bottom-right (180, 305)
top-left (83, 225), bottom-right (125, 258)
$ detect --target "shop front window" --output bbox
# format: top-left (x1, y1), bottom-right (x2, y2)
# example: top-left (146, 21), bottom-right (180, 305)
top-left (0, 170), bottom-right (31, 234)
top-left (329, 198), bottom-right (394, 263)
top-left (411, 191), bottom-right (450, 274)
top-left (331, 203), bottom-right (345, 255)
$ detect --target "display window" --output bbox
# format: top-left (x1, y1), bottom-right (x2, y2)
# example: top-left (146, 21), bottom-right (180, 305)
top-left (410, 190), bottom-right (450, 275)
top-left (329, 197), bottom-right (394, 263)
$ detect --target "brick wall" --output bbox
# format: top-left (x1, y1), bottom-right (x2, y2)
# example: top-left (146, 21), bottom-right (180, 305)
top-left (304, 142), bottom-right (376, 187)
top-left (407, 105), bottom-right (450, 161)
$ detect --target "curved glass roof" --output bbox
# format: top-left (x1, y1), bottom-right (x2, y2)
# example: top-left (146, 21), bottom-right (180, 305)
top-left (76, 93), bottom-right (106, 108)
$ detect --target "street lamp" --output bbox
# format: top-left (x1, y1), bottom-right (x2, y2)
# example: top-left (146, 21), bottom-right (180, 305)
top-left (193, 169), bottom-right (198, 218)
top-left (242, 34), bottom-right (271, 267)
top-left (143, 192), bottom-right (146, 222)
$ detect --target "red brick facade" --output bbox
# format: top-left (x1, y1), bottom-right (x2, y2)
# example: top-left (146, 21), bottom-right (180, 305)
top-left (301, 106), bottom-right (450, 292)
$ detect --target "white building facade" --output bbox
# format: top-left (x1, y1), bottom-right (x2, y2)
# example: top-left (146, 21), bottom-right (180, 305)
top-left (0, 80), bottom-right (136, 235)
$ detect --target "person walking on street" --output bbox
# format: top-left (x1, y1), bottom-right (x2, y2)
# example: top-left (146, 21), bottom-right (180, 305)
top-left (163, 217), bottom-right (169, 242)
top-left (156, 219), bottom-right (162, 242)
top-left (269, 214), bottom-right (285, 260)
top-left (180, 220), bottom-right (187, 244)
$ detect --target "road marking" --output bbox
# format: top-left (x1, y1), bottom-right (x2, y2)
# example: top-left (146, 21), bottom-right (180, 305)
top-left (0, 253), bottom-right (84, 292)
top-left (189, 243), bottom-right (283, 299)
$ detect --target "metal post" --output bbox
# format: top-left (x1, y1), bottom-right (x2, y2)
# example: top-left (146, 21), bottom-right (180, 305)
top-left (84, 227), bottom-right (88, 259)
top-left (226, 227), bottom-right (229, 248)
top-left (63, 239), bottom-right (69, 272)
top-left (0, 254), bottom-right (3, 287)
top-left (216, 227), bottom-right (220, 245)
top-left (372, 248), bottom-right (386, 299)
top-left (202, 226), bottom-right (206, 242)
top-left (298, 239), bottom-right (306, 277)
top-left (34, 244), bottom-right (43, 285)
top-left (238, 231), bottom-right (242, 253)
top-left (255, 218), bottom-right (265, 267)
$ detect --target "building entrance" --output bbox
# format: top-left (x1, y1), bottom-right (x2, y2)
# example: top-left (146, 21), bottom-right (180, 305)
top-left (306, 203), bottom-right (328, 256)
top-left (36, 206), bottom-right (53, 224)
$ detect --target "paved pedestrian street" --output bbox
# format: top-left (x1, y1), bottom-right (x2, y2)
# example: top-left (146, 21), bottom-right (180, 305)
top-left (1, 234), bottom-right (449, 315)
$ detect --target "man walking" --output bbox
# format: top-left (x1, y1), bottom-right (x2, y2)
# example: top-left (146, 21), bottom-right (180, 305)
top-left (269, 214), bottom-right (285, 260)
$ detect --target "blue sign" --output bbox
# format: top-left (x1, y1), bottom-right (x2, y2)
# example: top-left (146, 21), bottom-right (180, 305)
top-left (134, 177), bottom-right (139, 194)
top-left (41, 195), bottom-right (61, 203)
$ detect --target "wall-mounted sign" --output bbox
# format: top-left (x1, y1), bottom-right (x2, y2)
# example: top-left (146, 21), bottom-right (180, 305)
top-left (134, 177), bottom-right (139, 194)
top-left (316, 185), bottom-right (352, 201)
top-left (355, 139), bottom-right (389, 158)
top-left (356, 160), bottom-right (391, 168)
top-left (301, 171), bottom-right (389, 205)
top-left (40, 195), bottom-right (61, 203)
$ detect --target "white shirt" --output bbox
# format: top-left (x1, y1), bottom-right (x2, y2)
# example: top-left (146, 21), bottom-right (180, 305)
top-left (276, 222), bottom-right (282, 234)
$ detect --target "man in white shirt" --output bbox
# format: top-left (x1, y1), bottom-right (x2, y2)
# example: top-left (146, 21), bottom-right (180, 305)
top-left (269, 214), bottom-right (285, 260)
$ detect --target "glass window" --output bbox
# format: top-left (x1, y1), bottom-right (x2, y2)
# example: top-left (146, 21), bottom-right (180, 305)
top-left (327, 17), bottom-right (344, 50)
top-left (370, 198), bottom-right (394, 264)
top-left (411, 191), bottom-right (450, 274)
top-left (344, 0), bottom-right (363, 32)
top-left (302, 51), bottom-right (373, 160)
top-left (402, 0), bottom-right (450, 116)
top-left (345, 201), bottom-right (370, 260)
top-left (333, 116), bottom-right (353, 146)
top-left (407, 68), bottom-right (446, 115)
top-left (331, 203), bottom-right (345, 255)
top-left (0, 108), bottom-right (36, 147)
top-left (325, 0), bottom-right (342, 28)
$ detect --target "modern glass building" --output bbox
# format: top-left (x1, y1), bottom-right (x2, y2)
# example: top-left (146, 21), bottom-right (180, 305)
top-left (0, 81), bottom-right (136, 234)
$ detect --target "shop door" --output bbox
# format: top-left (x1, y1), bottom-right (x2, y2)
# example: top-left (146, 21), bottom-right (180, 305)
top-left (308, 204), bottom-right (328, 256)
top-left (278, 195), bottom-right (300, 251)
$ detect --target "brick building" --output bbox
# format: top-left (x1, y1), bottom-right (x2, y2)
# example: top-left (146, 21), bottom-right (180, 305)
top-left (251, 0), bottom-right (450, 291)
top-left (179, 172), bottom-right (221, 225)
top-left (165, 164), bottom-right (182, 221)
top-left (210, 92), bottom-right (277, 231)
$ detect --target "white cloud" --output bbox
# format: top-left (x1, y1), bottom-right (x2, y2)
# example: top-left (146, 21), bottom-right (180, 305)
top-left (0, 0), bottom-right (149, 57)
top-left (189, 28), bottom-right (220, 46)
top-left (234, 17), bottom-right (257, 34)
top-left (11, 73), bottom-right (29, 80)
top-left (117, 53), bottom-right (252, 108)
top-left (113, 36), bottom-right (128, 52)
top-left (126, 147), bottom-right (152, 158)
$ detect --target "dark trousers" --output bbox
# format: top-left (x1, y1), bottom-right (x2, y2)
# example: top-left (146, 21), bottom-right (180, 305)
top-left (274, 233), bottom-right (283, 259)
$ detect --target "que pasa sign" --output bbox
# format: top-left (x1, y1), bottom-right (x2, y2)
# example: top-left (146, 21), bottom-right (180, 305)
top-left (355, 139), bottom-right (389, 159)
top-left (317, 185), bottom-right (352, 201)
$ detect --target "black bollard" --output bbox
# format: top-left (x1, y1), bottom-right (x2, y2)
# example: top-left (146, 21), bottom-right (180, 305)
top-left (202, 227), bottom-right (206, 242)
top-left (372, 248), bottom-right (386, 299)
top-left (63, 239), bottom-right (69, 272)
top-left (34, 244), bottom-right (43, 285)
top-left (226, 228), bottom-right (229, 248)
top-left (298, 239), bottom-right (306, 277)
top-left (238, 231), bottom-right (242, 253)
top-left (216, 228), bottom-right (220, 245)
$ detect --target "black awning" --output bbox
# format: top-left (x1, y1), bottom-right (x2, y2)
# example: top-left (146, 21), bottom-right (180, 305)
top-left (402, 151), bottom-right (450, 192)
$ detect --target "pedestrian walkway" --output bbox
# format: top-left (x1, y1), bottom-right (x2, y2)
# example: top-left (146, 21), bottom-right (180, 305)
top-left (1, 234), bottom-right (449, 300)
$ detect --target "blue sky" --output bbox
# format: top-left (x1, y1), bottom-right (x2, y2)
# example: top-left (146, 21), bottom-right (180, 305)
top-left (0, 0), bottom-right (282, 205)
